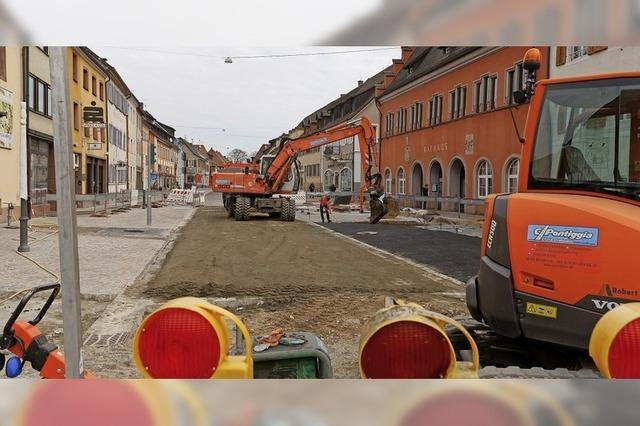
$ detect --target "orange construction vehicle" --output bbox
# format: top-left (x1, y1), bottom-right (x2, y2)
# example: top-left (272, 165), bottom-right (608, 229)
top-left (442, 48), bottom-right (640, 372)
top-left (210, 116), bottom-right (394, 223)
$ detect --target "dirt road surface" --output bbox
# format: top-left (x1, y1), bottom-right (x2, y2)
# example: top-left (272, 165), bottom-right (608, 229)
top-left (127, 207), bottom-right (466, 378)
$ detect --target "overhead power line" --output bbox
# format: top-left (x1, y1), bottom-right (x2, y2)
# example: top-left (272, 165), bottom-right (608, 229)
top-left (103, 46), bottom-right (398, 61)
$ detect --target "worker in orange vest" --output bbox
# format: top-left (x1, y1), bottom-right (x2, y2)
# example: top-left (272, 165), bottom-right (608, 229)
top-left (320, 193), bottom-right (332, 223)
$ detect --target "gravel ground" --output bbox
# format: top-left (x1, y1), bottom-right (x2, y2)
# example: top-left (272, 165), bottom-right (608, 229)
top-left (109, 206), bottom-right (466, 378)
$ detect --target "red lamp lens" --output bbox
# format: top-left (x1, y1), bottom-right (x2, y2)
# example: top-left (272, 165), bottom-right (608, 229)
top-left (21, 381), bottom-right (155, 426)
top-left (400, 391), bottom-right (526, 426)
top-left (138, 307), bottom-right (221, 378)
top-left (360, 321), bottom-right (452, 378)
top-left (608, 318), bottom-right (640, 378)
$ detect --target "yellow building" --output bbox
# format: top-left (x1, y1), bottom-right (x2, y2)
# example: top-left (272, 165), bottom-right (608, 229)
top-left (0, 46), bottom-right (24, 218)
top-left (67, 47), bottom-right (108, 194)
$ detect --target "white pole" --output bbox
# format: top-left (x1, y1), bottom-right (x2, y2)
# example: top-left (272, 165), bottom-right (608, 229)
top-left (19, 102), bottom-right (28, 200)
top-left (17, 101), bottom-right (30, 252)
top-left (49, 47), bottom-right (84, 378)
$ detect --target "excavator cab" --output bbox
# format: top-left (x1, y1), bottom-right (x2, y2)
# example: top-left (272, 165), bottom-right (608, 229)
top-left (465, 49), bottom-right (640, 370)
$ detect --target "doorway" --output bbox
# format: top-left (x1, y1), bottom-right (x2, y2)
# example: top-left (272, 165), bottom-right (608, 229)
top-left (429, 161), bottom-right (443, 210)
top-left (412, 163), bottom-right (424, 208)
top-left (449, 158), bottom-right (466, 212)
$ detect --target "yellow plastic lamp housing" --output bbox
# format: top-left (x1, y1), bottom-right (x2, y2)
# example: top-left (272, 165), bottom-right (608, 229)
top-left (359, 301), bottom-right (479, 379)
top-left (133, 297), bottom-right (253, 379)
top-left (589, 303), bottom-right (640, 379)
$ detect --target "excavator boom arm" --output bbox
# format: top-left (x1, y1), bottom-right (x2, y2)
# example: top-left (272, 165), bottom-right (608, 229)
top-left (267, 117), bottom-right (375, 191)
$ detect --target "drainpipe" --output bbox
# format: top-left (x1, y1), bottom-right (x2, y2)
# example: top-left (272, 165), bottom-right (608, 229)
top-left (18, 46), bottom-right (30, 252)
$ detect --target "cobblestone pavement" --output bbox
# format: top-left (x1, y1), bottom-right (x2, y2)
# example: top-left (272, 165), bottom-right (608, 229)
top-left (0, 204), bottom-right (196, 378)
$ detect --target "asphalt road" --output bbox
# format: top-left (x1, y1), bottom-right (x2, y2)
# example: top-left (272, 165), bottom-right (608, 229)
top-left (321, 222), bottom-right (481, 283)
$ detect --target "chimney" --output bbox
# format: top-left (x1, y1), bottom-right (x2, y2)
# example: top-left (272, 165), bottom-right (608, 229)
top-left (374, 83), bottom-right (385, 98)
top-left (382, 70), bottom-right (395, 89)
top-left (357, 79), bottom-right (364, 86)
top-left (391, 59), bottom-right (404, 76)
top-left (401, 46), bottom-right (415, 63)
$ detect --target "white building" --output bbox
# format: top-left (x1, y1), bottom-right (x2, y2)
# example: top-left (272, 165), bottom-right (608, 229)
top-left (105, 74), bottom-right (129, 195)
top-left (550, 47), bottom-right (640, 77)
top-left (127, 93), bottom-right (143, 203)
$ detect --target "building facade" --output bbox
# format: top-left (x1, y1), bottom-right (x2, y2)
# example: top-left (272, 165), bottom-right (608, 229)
top-left (68, 47), bottom-right (108, 195)
top-left (297, 68), bottom-right (387, 192)
top-left (207, 148), bottom-right (226, 176)
top-left (105, 66), bottom-right (130, 195)
top-left (26, 47), bottom-right (55, 216)
top-left (176, 139), bottom-right (210, 188)
top-left (0, 46), bottom-right (24, 217)
top-left (143, 110), bottom-right (177, 190)
top-left (550, 46), bottom-right (640, 77)
top-left (127, 93), bottom-right (143, 199)
top-left (378, 47), bottom-right (549, 214)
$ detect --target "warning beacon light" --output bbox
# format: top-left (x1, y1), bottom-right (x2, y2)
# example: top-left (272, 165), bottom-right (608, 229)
top-left (590, 303), bottom-right (640, 379)
top-left (358, 299), bottom-right (479, 379)
top-left (133, 297), bottom-right (253, 379)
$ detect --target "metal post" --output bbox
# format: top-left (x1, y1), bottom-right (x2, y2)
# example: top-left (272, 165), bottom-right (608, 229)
top-left (49, 47), bottom-right (84, 378)
top-left (18, 102), bottom-right (30, 252)
top-left (147, 143), bottom-right (152, 226)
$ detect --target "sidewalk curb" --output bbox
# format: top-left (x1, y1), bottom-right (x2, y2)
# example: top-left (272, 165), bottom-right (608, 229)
top-left (304, 221), bottom-right (465, 287)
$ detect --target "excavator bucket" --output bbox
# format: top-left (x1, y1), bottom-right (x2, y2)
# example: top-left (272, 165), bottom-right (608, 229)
top-left (369, 195), bottom-right (399, 224)
top-left (369, 198), bottom-right (387, 224)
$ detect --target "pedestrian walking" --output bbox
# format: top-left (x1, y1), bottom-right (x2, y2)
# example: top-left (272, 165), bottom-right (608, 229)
top-left (320, 193), bottom-right (332, 223)
top-left (421, 183), bottom-right (429, 210)
top-left (308, 182), bottom-right (316, 193)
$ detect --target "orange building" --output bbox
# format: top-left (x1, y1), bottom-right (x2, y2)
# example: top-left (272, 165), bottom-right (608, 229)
top-left (377, 47), bottom-right (549, 214)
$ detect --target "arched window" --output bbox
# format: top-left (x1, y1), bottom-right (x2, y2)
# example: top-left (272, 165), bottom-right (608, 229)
top-left (324, 170), bottom-right (334, 189)
top-left (477, 160), bottom-right (493, 198)
top-left (384, 169), bottom-right (392, 194)
top-left (340, 168), bottom-right (352, 191)
top-left (506, 158), bottom-right (519, 193)
top-left (397, 168), bottom-right (406, 195)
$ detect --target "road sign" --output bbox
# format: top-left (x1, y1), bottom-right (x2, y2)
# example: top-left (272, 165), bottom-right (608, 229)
top-left (82, 122), bottom-right (106, 128)
top-left (87, 143), bottom-right (102, 150)
top-left (82, 105), bottom-right (105, 128)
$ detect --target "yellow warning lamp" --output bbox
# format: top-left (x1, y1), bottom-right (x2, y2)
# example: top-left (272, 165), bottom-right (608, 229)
top-left (15, 381), bottom-right (173, 426)
top-left (359, 300), bottom-right (479, 379)
top-left (589, 303), bottom-right (640, 379)
top-left (133, 297), bottom-right (253, 379)
top-left (395, 382), bottom-right (575, 426)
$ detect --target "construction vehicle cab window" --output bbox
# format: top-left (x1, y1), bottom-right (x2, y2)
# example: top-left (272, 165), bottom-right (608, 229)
top-left (531, 78), bottom-right (640, 201)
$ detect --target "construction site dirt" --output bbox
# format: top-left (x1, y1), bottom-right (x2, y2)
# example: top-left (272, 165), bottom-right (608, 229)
top-left (117, 206), bottom-right (467, 378)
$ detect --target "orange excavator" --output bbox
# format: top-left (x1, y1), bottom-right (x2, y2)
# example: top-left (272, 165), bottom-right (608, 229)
top-left (442, 48), bottom-right (640, 373)
top-left (210, 116), bottom-right (395, 223)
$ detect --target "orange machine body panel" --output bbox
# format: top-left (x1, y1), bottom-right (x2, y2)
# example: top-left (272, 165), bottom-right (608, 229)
top-left (507, 193), bottom-right (640, 306)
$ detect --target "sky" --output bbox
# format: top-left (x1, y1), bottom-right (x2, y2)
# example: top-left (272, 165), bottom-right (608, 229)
top-left (93, 47), bottom-right (399, 155)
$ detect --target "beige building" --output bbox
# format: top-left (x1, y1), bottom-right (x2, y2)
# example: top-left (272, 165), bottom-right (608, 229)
top-left (0, 46), bottom-right (24, 218)
top-left (296, 68), bottom-right (387, 192)
top-left (27, 47), bottom-right (55, 216)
